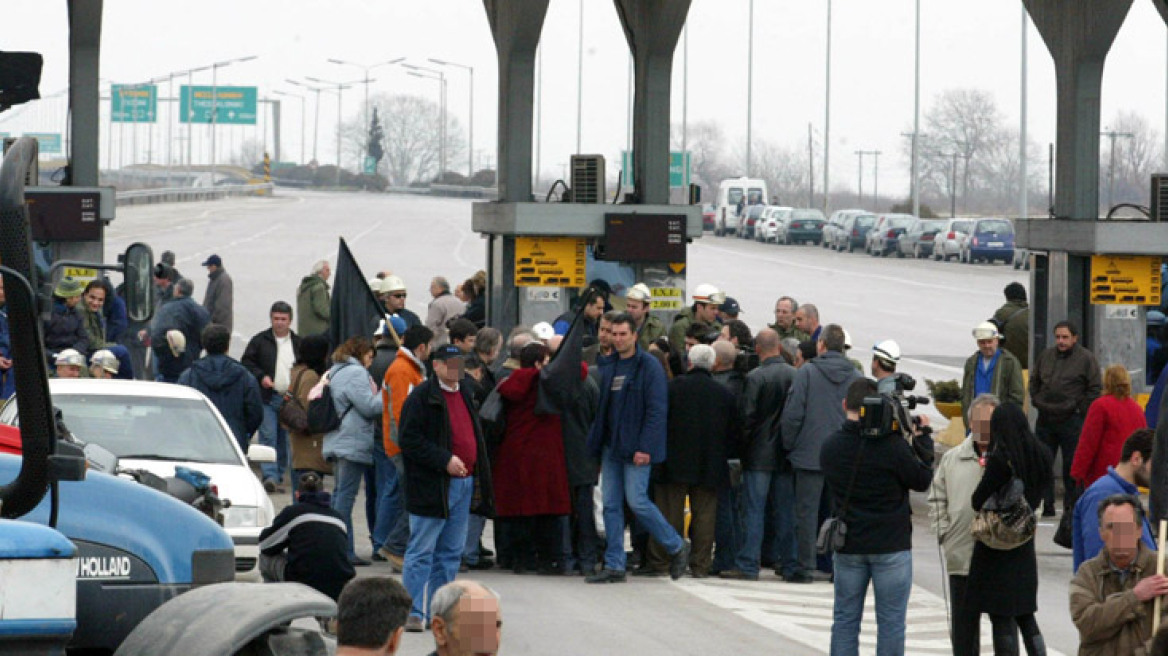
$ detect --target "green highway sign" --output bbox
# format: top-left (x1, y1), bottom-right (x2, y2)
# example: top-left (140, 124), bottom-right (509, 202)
top-left (25, 133), bottom-right (62, 154)
top-left (363, 156), bottom-right (378, 174)
top-left (620, 150), bottom-right (691, 189)
top-left (179, 85), bottom-right (258, 125)
top-left (111, 84), bottom-right (157, 123)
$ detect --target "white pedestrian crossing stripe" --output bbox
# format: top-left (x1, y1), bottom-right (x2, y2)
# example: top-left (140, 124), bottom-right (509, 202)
top-left (671, 578), bottom-right (1068, 656)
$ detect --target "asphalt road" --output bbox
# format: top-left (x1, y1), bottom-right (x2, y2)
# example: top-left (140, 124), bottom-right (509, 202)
top-left (109, 192), bottom-right (1083, 655)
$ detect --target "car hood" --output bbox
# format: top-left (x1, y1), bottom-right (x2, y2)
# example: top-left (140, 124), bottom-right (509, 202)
top-left (119, 458), bottom-right (271, 516)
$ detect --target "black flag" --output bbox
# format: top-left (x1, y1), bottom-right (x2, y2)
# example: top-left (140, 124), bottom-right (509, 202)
top-left (329, 238), bottom-right (384, 348)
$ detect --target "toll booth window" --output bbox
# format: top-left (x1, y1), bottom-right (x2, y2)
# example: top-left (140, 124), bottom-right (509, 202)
top-left (727, 189), bottom-right (743, 206)
top-left (748, 188), bottom-right (764, 205)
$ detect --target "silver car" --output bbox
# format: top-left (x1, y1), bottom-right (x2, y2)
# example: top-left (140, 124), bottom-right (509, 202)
top-left (933, 218), bottom-right (974, 261)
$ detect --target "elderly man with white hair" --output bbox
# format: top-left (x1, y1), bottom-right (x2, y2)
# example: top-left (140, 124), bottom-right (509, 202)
top-left (427, 580), bottom-right (502, 656)
top-left (642, 343), bottom-right (740, 578)
top-left (297, 259), bottom-right (331, 337)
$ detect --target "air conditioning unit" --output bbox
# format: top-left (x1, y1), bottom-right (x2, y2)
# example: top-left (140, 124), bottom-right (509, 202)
top-left (571, 154), bottom-right (605, 204)
top-left (1151, 173), bottom-right (1168, 222)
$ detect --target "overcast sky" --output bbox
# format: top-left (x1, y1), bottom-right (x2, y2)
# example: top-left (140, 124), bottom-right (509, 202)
top-left (4, 1), bottom-right (1167, 197)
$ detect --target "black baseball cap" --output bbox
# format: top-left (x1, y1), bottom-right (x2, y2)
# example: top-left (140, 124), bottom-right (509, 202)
top-left (201, 254), bottom-right (222, 267)
top-left (720, 297), bottom-right (742, 316)
top-left (433, 344), bottom-right (465, 361)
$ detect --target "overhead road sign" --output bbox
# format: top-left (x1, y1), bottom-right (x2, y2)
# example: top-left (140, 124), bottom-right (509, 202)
top-left (620, 150), bottom-right (692, 189)
top-left (111, 84), bottom-right (157, 123)
top-left (179, 86), bottom-right (258, 125)
top-left (1089, 254), bottom-right (1161, 306)
top-left (514, 236), bottom-right (587, 287)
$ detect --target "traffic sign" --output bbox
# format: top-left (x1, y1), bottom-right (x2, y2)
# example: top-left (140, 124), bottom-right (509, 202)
top-left (620, 150), bottom-right (691, 189)
top-left (111, 84), bottom-right (157, 123)
top-left (363, 156), bottom-right (378, 174)
top-left (514, 236), bottom-right (587, 287)
top-left (25, 133), bottom-right (62, 154)
top-left (1090, 255), bottom-right (1162, 306)
top-left (179, 85), bottom-right (258, 125)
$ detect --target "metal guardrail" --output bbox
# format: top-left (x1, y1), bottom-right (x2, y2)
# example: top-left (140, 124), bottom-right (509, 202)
top-left (115, 183), bottom-right (275, 207)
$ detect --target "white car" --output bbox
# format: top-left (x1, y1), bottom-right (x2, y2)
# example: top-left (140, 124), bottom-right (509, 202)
top-left (0, 379), bottom-right (277, 581)
top-left (757, 207), bottom-right (793, 242)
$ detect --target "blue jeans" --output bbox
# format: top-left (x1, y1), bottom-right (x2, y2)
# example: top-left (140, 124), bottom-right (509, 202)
top-left (462, 513), bottom-right (488, 565)
top-left (600, 449), bottom-right (683, 571)
top-left (830, 550), bottom-right (913, 656)
top-left (403, 476), bottom-right (474, 620)
top-left (713, 484), bottom-right (741, 574)
top-left (735, 470), bottom-right (797, 576)
top-left (330, 457), bottom-right (370, 560)
top-left (372, 446), bottom-right (403, 553)
top-left (259, 395), bottom-right (289, 483)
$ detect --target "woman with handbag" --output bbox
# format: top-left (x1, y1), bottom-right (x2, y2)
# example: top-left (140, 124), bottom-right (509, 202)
top-left (284, 335), bottom-right (333, 489)
top-left (967, 403), bottom-right (1053, 655)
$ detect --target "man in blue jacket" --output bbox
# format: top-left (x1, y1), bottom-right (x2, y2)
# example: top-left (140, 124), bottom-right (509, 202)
top-left (586, 313), bottom-right (690, 584)
top-left (1073, 428), bottom-right (1156, 572)
top-left (177, 323), bottom-right (264, 454)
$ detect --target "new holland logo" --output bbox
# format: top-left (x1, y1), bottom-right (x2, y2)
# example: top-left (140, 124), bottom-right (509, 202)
top-left (76, 556), bottom-right (132, 579)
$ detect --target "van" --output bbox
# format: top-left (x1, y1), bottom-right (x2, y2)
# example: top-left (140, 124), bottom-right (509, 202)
top-left (715, 177), bottom-right (768, 237)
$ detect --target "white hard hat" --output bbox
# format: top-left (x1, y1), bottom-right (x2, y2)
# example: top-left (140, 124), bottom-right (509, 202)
top-left (843, 329), bottom-right (853, 350)
top-left (368, 278), bottom-right (384, 294)
top-left (532, 321), bottom-right (556, 341)
top-left (873, 339), bottom-right (901, 364)
top-left (166, 330), bottom-right (187, 356)
top-left (381, 275), bottom-right (407, 294)
top-left (54, 348), bottom-right (85, 368)
top-left (90, 349), bottom-right (120, 374)
top-left (627, 283), bottom-right (652, 303)
top-left (692, 283), bottom-right (721, 304)
top-left (972, 321), bottom-right (1002, 340)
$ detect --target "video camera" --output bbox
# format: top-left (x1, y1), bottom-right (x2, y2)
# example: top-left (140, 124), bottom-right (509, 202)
top-left (860, 373), bottom-right (931, 443)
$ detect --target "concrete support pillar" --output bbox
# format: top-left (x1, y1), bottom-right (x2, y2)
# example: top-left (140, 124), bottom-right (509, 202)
top-left (64, 0), bottom-right (104, 266)
top-left (1023, 0), bottom-right (1131, 349)
top-left (615, 0), bottom-right (690, 205)
top-left (484, 0), bottom-right (549, 203)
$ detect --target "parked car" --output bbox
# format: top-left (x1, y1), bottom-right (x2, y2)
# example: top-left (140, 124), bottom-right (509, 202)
top-left (757, 207), bottom-right (793, 242)
top-left (0, 379), bottom-right (277, 581)
top-left (866, 213), bottom-right (917, 257)
top-left (737, 204), bottom-right (767, 239)
top-left (702, 203), bottom-right (716, 231)
top-left (715, 177), bottom-right (768, 237)
top-left (960, 218), bottom-right (1015, 264)
top-left (779, 208), bottom-right (827, 245)
top-left (897, 218), bottom-right (947, 259)
top-left (833, 212), bottom-right (877, 252)
top-left (823, 209), bottom-right (865, 250)
top-left (933, 217), bottom-right (974, 261)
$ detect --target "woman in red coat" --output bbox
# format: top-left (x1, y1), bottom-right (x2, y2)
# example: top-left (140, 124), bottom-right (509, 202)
top-left (1070, 364), bottom-right (1146, 488)
top-left (493, 341), bottom-right (572, 574)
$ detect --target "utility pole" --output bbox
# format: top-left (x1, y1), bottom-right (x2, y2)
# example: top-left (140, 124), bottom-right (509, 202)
top-left (808, 123), bottom-right (814, 208)
top-left (823, 0), bottom-right (832, 214)
top-left (950, 152), bottom-right (958, 218)
top-left (746, 0), bottom-right (754, 176)
top-left (1101, 128), bottom-right (1133, 214)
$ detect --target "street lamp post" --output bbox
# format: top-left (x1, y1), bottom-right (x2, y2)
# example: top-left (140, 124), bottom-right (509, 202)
top-left (273, 90), bottom-right (307, 164)
top-left (286, 79), bottom-right (326, 163)
top-left (328, 57), bottom-right (404, 170)
top-left (823, 0), bottom-right (832, 215)
top-left (1102, 128), bottom-right (1134, 213)
top-left (209, 55), bottom-right (257, 184)
top-left (403, 65), bottom-right (448, 181)
top-left (306, 76), bottom-right (361, 186)
top-left (746, 0), bottom-right (753, 176)
top-left (429, 58), bottom-right (474, 178)
top-left (912, 0), bottom-right (920, 219)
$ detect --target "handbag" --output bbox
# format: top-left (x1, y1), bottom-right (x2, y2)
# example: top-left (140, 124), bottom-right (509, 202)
top-left (971, 476), bottom-right (1036, 550)
top-left (1052, 484), bottom-right (1079, 549)
top-left (818, 438), bottom-right (866, 555)
top-left (277, 368), bottom-right (309, 433)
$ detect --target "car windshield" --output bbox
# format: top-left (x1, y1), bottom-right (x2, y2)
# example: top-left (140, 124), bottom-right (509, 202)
top-left (921, 220), bottom-right (946, 232)
top-left (747, 188), bottom-right (764, 204)
top-left (977, 219), bottom-right (1014, 234)
top-left (47, 394), bottom-right (239, 464)
top-left (888, 217), bottom-right (915, 228)
top-left (792, 209), bottom-right (825, 220)
top-left (855, 215), bottom-right (876, 227)
top-left (953, 220), bottom-right (972, 233)
top-left (727, 188), bottom-right (743, 206)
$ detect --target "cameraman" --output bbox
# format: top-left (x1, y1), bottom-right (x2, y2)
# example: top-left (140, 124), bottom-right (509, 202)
top-left (871, 340), bottom-right (901, 395)
top-left (821, 379), bottom-right (935, 655)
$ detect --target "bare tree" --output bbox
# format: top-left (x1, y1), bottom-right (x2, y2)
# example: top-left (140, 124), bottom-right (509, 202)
top-left (672, 120), bottom-right (733, 201)
top-left (747, 140), bottom-right (808, 207)
top-left (340, 93), bottom-right (466, 185)
top-left (922, 88), bottom-right (1005, 213)
top-left (1102, 110), bottom-right (1161, 211)
top-left (230, 138), bottom-right (264, 170)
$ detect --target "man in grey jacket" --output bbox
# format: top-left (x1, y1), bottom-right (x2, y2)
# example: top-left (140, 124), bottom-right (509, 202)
top-left (780, 324), bottom-right (862, 580)
top-left (201, 254), bottom-right (234, 334)
top-left (426, 277), bottom-right (465, 348)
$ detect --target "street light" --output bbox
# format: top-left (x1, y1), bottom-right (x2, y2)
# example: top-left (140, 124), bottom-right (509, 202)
top-left (823, 0), bottom-right (832, 215)
top-left (328, 57), bottom-right (405, 169)
top-left (306, 75), bottom-right (361, 185)
top-left (273, 90), bottom-right (306, 165)
top-left (209, 55), bottom-right (258, 183)
top-left (286, 79), bottom-right (327, 163)
top-left (429, 58), bottom-right (475, 178)
top-left (403, 64), bottom-right (447, 180)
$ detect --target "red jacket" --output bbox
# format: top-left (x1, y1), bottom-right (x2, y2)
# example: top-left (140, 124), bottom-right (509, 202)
top-left (1071, 395), bottom-right (1146, 487)
top-left (491, 367), bottom-right (571, 518)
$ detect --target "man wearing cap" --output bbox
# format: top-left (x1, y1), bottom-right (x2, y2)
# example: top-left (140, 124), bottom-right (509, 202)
top-left (45, 277), bottom-right (90, 357)
top-left (243, 301), bottom-right (303, 492)
top-left (89, 350), bottom-right (120, 379)
top-left (717, 297), bottom-right (743, 324)
top-left (872, 340), bottom-right (902, 395)
top-left (398, 343), bottom-right (493, 632)
top-left (201, 254), bottom-right (234, 334)
top-left (148, 278), bottom-right (210, 383)
top-left (770, 296), bottom-right (809, 343)
top-left (961, 321), bottom-right (1025, 423)
top-left (379, 275), bottom-right (422, 330)
top-left (297, 260), bottom-right (331, 337)
top-left (426, 277), bottom-right (465, 348)
top-left (624, 283), bottom-right (665, 350)
top-left (53, 349), bottom-right (86, 379)
top-left (179, 324), bottom-right (264, 454)
top-left (668, 283), bottom-right (722, 355)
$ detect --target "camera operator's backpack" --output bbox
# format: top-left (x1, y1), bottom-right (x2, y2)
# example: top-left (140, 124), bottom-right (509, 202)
top-left (306, 364), bottom-right (351, 434)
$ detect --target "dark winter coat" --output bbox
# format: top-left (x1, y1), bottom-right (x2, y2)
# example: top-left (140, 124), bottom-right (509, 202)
top-left (993, 300), bottom-right (1030, 367)
top-left (258, 491), bottom-right (355, 601)
top-left (103, 293), bottom-right (128, 344)
top-left (538, 308), bottom-right (598, 485)
top-left (149, 296), bottom-right (210, 382)
top-left (44, 300), bottom-right (89, 355)
top-left (741, 356), bottom-right (797, 472)
top-left (712, 368), bottom-right (746, 404)
top-left (296, 274), bottom-right (330, 337)
top-left (463, 295), bottom-right (486, 328)
top-left (399, 377), bottom-right (495, 519)
top-left (780, 351), bottom-right (862, 471)
top-left (241, 328), bottom-right (303, 402)
top-left (961, 348), bottom-right (1026, 421)
top-left (178, 354), bottom-right (264, 450)
top-left (821, 420), bottom-right (934, 554)
top-left (654, 368), bottom-right (739, 488)
top-left (586, 346), bottom-right (669, 464)
top-left (368, 341), bottom-right (399, 445)
top-left (395, 308), bottom-right (422, 330)
top-left (203, 268), bottom-right (234, 333)
top-left (1031, 342), bottom-right (1102, 424)
top-left (493, 367), bottom-right (572, 517)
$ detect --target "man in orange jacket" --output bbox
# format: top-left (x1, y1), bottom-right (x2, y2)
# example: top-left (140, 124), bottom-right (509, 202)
top-left (374, 324), bottom-right (433, 570)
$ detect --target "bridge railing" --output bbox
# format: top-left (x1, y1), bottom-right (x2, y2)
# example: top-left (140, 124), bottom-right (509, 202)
top-left (115, 183), bottom-right (275, 207)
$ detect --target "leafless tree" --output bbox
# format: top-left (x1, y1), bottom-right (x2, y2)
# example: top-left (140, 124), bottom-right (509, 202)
top-left (340, 93), bottom-right (466, 185)
top-left (1101, 110), bottom-right (1161, 212)
top-left (921, 88), bottom-right (1005, 213)
top-left (672, 120), bottom-right (734, 201)
top-left (747, 140), bottom-right (808, 207)
top-left (230, 138), bottom-right (264, 170)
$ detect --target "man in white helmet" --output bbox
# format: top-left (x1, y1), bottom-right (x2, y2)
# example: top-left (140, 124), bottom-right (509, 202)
top-left (872, 340), bottom-right (902, 395)
top-left (379, 275), bottom-right (422, 330)
top-left (961, 321), bottom-right (1025, 422)
top-left (668, 283), bottom-right (722, 355)
top-left (89, 349), bottom-right (121, 379)
top-left (625, 283), bottom-right (665, 350)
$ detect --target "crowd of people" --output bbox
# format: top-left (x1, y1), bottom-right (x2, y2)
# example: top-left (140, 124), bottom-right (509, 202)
top-left (24, 246), bottom-right (1168, 654)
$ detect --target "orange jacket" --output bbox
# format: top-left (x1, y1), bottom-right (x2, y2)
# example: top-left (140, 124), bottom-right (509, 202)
top-left (382, 348), bottom-right (425, 456)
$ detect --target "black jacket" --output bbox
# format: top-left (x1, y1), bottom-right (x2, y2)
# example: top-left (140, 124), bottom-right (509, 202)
top-left (258, 491), bottom-right (355, 601)
top-left (712, 368), bottom-right (746, 403)
top-left (741, 356), bottom-right (797, 471)
top-left (399, 377), bottom-right (495, 519)
top-left (541, 311), bottom-right (598, 486)
top-left (177, 354), bottom-right (264, 449)
top-left (241, 328), bottom-right (303, 402)
top-left (150, 296), bottom-right (210, 383)
top-left (655, 369), bottom-right (739, 488)
top-left (368, 340), bottom-right (399, 444)
top-left (820, 420), bottom-right (934, 554)
top-left (44, 300), bottom-right (89, 355)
